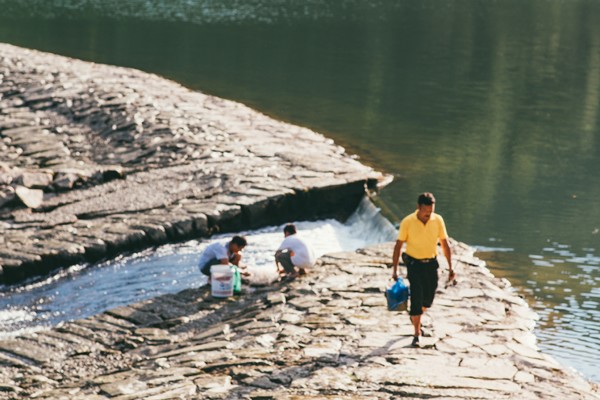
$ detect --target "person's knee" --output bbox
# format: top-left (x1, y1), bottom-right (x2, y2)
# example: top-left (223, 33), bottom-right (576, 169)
top-left (275, 251), bottom-right (284, 262)
top-left (231, 253), bottom-right (242, 265)
top-left (276, 251), bottom-right (295, 273)
top-left (409, 301), bottom-right (423, 316)
top-left (200, 263), bottom-right (211, 276)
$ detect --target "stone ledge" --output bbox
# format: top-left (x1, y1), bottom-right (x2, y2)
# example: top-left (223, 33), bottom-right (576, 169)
top-left (0, 241), bottom-right (597, 399)
top-left (0, 43), bottom-right (386, 285)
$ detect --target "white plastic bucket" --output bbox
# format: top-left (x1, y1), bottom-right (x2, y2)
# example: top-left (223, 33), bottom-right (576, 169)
top-left (211, 264), bottom-right (234, 298)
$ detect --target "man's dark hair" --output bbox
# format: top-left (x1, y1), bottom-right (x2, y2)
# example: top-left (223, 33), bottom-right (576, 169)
top-left (417, 192), bottom-right (436, 206)
top-left (231, 235), bottom-right (247, 248)
top-left (283, 224), bottom-right (297, 235)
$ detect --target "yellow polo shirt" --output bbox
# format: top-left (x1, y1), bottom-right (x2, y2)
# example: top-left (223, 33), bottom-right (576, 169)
top-left (397, 210), bottom-right (448, 259)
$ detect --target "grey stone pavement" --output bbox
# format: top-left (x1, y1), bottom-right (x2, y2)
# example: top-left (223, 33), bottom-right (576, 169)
top-left (0, 240), bottom-right (597, 399)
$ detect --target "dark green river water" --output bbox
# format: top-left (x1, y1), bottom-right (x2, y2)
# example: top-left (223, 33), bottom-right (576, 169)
top-left (1, 0), bottom-right (599, 381)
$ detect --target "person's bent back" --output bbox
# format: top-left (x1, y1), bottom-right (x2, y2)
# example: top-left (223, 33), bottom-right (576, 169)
top-left (198, 235), bottom-right (247, 277)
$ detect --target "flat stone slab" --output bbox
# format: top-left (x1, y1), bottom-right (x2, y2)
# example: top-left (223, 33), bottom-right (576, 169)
top-left (0, 240), bottom-right (598, 399)
top-left (0, 43), bottom-right (384, 285)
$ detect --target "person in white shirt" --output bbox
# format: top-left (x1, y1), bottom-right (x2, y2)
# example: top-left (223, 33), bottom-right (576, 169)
top-left (198, 235), bottom-right (247, 277)
top-left (275, 224), bottom-right (315, 278)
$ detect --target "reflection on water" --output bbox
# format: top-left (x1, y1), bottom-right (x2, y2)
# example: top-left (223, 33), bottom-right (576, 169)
top-left (0, 0), bottom-right (416, 24)
top-left (478, 244), bottom-right (600, 382)
top-left (1, 0), bottom-right (600, 382)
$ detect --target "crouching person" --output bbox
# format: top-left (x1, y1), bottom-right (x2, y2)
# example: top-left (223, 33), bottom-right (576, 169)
top-left (198, 235), bottom-right (247, 277)
top-left (275, 224), bottom-right (315, 278)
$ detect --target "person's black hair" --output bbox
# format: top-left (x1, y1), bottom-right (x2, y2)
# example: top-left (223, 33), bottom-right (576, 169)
top-left (231, 235), bottom-right (247, 248)
top-left (283, 224), bottom-right (297, 235)
top-left (417, 192), bottom-right (436, 206)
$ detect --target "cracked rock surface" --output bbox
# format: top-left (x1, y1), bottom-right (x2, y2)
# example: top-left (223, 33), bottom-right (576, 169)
top-left (0, 43), bottom-right (383, 284)
top-left (0, 240), bottom-right (597, 399)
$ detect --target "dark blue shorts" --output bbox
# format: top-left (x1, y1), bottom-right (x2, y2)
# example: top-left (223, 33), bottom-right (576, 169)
top-left (200, 258), bottom-right (222, 276)
top-left (275, 250), bottom-right (295, 273)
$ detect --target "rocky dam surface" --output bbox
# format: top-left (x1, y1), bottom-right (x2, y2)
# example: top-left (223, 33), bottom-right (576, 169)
top-left (0, 241), bottom-right (598, 399)
top-left (0, 43), bottom-right (383, 285)
top-left (0, 43), bottom-right (598, 399)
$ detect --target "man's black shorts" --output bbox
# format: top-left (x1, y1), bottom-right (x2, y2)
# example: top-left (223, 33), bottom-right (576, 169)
top-left (404, 254), bottom-right (439, 316)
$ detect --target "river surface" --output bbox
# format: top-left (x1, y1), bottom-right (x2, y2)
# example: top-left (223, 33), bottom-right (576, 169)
top-left (1, 0), bottom-right (599, 381)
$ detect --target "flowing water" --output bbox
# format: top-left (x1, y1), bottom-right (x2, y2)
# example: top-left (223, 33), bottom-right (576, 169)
top-left (1, 0), bottom-right (599, 381)
top-left (0, 198), bottom-right (396, 338)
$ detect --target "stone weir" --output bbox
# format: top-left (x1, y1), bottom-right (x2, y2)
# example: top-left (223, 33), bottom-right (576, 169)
top-left (0, 240), bottom-right (598, 399)
top-left (0, 43), bottom-right (385, 285)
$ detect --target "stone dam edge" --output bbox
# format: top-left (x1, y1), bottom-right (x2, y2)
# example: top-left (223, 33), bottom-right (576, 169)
top-left (0, 42), bottom-right (385, 285)
top-left (0, 43), bottom-right (598, 399)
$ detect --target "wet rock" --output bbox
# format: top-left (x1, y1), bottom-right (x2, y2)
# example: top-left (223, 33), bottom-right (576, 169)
top-left (106, 306), bottom-right (163, 327)
top-left (131, 222), bottom-right (168, 244)
top-left (83, 238), bottom-right (108, 261)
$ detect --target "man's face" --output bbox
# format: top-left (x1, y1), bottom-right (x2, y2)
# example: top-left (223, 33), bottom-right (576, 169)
top-left (230, 243), bottom-right (244, 253)
top-left (417, 204), bottom-right (434, 223)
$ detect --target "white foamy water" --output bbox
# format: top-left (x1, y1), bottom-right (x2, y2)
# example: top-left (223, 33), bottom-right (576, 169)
top-left (0, 197), bottom-right (396, 339)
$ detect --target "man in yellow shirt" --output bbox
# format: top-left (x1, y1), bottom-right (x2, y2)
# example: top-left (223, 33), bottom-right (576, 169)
top-left (392, 192), bottom-right (455, 347)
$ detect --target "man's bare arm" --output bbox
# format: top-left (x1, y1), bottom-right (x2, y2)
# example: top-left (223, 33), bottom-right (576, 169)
top-left (392, 240), bottom-right (404, 279)
top-left (440, 238), bottom-right (455, 281)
